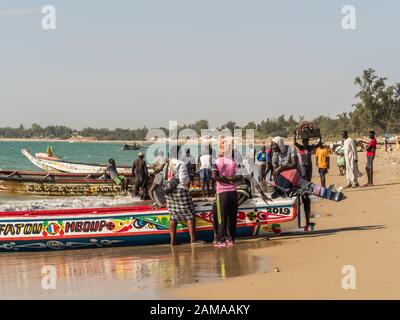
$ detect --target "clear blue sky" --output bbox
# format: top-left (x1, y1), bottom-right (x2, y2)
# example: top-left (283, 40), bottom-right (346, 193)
top-left (1, 0), bottom-right (399, 129)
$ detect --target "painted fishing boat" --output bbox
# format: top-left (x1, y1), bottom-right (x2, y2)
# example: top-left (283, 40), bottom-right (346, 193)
top-left (0, 170), bottom-right (133, 196)
top-left (0, 197), bottom-right (305, 252)
top-left (0, 170), bottom-right (204, 197)
top-left (21, 149), bottom-right (133, 174)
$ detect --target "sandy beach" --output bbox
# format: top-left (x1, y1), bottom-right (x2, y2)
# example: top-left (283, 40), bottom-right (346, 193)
top-left (172, 148), bottom-right (400, 299)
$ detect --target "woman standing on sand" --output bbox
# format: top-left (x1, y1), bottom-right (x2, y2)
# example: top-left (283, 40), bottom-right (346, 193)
top-left (212, 138), bottom-right (242, 247)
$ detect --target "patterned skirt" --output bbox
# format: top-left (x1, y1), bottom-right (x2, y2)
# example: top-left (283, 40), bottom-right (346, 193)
top-left (165, 188), bottom-right (195, 222)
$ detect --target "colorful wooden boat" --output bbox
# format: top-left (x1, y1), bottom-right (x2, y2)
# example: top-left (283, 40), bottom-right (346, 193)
top-left (21, 149), bottom-right (133, 174)
top-left (0, 170), bottom-right (204, 197)
top-left (0, 197), bottom-right (304, 252)
top-left (0, 170), bottom-right (133, 196)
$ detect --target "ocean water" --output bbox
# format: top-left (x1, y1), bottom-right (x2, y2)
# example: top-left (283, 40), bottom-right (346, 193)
top-left (0, 140), bottom-right (257, 211)
top-left (0, 140), bottom-right (147, 171)
top-left (0, 140), bottom-right (155, 210)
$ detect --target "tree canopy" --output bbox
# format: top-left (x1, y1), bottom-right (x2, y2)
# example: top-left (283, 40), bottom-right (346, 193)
top-left (1, 69), bottom-right (399, 140)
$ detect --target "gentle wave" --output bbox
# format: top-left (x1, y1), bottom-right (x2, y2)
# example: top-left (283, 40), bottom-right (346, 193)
top-left (0, 195), bottom-right (141, 212)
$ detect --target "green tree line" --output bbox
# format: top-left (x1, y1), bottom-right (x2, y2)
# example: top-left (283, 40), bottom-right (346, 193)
top-left (1, 69), bottom-right (399, 140)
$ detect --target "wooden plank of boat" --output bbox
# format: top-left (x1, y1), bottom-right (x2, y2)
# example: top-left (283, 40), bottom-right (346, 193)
top-left (0, 170), bottom-right (131, 196)
top-left (0, 170), bottom-right (204, 197)
top-left (0, 197), bottom-right (302, 252)
top-left (0, 179), bottom-right (132, 196)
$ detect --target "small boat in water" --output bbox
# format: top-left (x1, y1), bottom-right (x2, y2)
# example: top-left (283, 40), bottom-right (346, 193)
top-left (0, 197), bottom-right (305, 252)
top-left (22, 149), bottom-right (133, 174)
top-left (121, 143), bottom-right (141, 151)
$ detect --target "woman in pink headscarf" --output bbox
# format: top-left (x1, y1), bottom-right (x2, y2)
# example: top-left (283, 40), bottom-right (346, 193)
top-left (211, 138), bottom-right (243, 247)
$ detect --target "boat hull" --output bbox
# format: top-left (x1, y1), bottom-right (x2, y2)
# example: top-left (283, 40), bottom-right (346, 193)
top-left (0, 171), bottom-right (204, 196)
top-left (0, 198), bottom-right (301, 252)
top-left (0, 179), bottom-right (131, 196)
top-left (21, 149), bottom-right (133, 174)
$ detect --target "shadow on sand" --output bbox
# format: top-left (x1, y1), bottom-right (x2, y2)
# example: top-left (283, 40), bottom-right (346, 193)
top-left (268, 224), bottom-right (385, 241)
top-left (342, 182), bottom-right (400, 193)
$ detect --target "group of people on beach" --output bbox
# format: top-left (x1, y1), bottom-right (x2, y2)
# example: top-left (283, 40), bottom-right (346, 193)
top-left (147, 141), bottom-right (244, 247)
top-left (103, 127), bottom-right (378, 246)
top-left (144, 133), bottom-right (328, 245)
top-left (335, 130), bottom-right (377, 188)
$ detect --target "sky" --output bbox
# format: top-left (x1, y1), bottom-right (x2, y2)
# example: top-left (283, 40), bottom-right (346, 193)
top-left (1, 0), bottom-right (399, 130)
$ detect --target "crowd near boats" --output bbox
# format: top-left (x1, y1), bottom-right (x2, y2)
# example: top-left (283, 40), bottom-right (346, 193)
top-left (0, 122), bottom-right (356, 252)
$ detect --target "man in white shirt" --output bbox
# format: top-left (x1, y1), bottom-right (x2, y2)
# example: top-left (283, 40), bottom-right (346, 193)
top-left (198, 149), bottom-right (212, 197)
top-left (181, 148), bottom-right (196, 188)
top-left (342, 131), bottom-right (361, 188)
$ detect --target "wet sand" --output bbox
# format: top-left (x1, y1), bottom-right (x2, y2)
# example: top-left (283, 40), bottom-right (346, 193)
top-left (173, 149), bottom-right (400, 299)
top-left (1, 148), bottom-right (399, 299)
top-left (0, 238), bottom-right (277, 299)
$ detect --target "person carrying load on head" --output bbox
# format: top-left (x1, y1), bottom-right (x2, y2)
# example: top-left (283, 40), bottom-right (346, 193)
top-left (293, 129), bottom-right (322, 182)
top-left (271, 136), bottom-right (312, 231)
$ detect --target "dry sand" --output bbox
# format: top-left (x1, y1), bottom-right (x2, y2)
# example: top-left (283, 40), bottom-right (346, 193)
top-left (172, 148), bottom-right (400, 299)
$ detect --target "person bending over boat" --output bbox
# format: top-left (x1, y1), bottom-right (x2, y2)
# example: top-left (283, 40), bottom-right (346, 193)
top-left (271, 136), bottom-right (312, 230)
top-left (271, 137), bottom-right (299, 190)
top-left (152, 149), bottom-right (166, 172)
top-left (164, 145), bottom-right (203, 246)
top-left (132, 152), bottom-right (149, 199)
top-left (212, 138), bottom-right (242, 248)
top-left (104, 159), bottom-right (128, 191)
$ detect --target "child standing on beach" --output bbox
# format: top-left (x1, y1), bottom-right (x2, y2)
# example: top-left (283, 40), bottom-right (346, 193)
top-left (315, 145), bottom-right (330, 188)
top-left (364, 130), bottom-right (377, 187)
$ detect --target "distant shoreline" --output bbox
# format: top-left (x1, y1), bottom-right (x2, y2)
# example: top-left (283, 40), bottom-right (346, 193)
top-left (0, 138), bottom-right (148, 144)
top-left (0, 137), bottom-right (272, 146)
